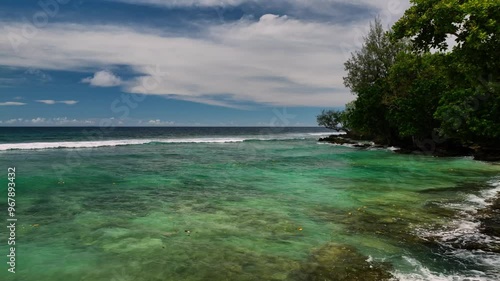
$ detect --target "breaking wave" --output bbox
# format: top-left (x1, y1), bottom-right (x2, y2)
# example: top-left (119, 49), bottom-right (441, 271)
top-left (0, 132), bottom-right (337, 151)
top-left (395, 179), bottom-right (500, 280)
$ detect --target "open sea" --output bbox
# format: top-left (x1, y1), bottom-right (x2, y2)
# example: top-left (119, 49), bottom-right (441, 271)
top-left (0, 127), bottom-right (499, 281)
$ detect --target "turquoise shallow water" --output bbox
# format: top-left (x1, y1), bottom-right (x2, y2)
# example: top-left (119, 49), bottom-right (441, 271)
top-left (0, 127), bottom-right (499, 280)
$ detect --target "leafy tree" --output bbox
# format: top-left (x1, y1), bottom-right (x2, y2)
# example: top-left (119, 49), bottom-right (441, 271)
top-left (386, 52), bottom-right (449, 140)
top-left (316, 110), bottom-right (345, 132)
top-left (435, 83), bottom-right (500, 146)
top-left (344, 18), bottom-right (408, 93)
top-left (392, 0), bottom-right (500, 147)
top-left (342, 18), bottom-right (409, 143)
top-left (392, 0), bottom-right (499, 90)
top-left (392, 0), bottom-right (498, 52)
top-left (319, 1), bottom-right (499, 158)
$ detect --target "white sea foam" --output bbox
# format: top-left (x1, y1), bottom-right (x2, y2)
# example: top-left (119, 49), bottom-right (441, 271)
top-left (319, 142), bottom-right (356, 148)
top-left (392, 256), bottom-right (492, 281)
top-left (307, 132), bottom-right (345, 136)
top-left (425, 180), bottom-right (500, 246)
top-left (0, 138), bottom-right (243, 151)
top-left (417, 178), bottom-right (500, 242)
top-left (406, 178), bottom-right (500, 280)
top-left (0, 133), bottom-right (331, 151)
top-left (0, 139), bottom-right (150, 150)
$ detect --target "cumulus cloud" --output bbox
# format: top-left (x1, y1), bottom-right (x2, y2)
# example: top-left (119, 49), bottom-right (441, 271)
top-left (0, 5), bottom-right (409, 107)
top-left (82, 70), bottom-right (122, 87)
top-left (4, 119), bottom-right (23, 124)
top-left (36, 100), bottom-right (79, 105)
top-left (31, 117), bottom-right (46, 124)
top-left (0, 117), bottom-right (176, 126)
top-left (0, 101), bottom-right (26, 106)
top-left (0, 117), bottom-right (96, 126)
top-left (51, 117), bottom-right (93, 125)
top-left (147, 119), bottom-right (175, 125)
top-left (148, 119), bottom-right (161, 124)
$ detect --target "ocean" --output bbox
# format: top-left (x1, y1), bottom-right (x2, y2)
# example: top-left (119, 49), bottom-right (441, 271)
top-left (0, 127), bottom-right (499, 281)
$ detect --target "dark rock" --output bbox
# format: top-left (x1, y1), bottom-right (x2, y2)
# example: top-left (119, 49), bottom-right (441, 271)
top-left (290, 243), bottom-right (394, 281)
top-left (393, 142), bottom-right (475, 157)
top-left (319, 134), bottom-right (500, 162)
top-left (480, 196), bottom-right (500, 239)
top-left (318, 136), bottom-right (356, 145)
top-left (352, 143), bottom-right (371, 148)
top-left (473, 147), bottom-right (500, 162)
top-left (393, 148), bottom-right (415, 154)
top-left (433, 147), bottom-right (473, 157)
top-left (318, 135), bottom-right (374, 149)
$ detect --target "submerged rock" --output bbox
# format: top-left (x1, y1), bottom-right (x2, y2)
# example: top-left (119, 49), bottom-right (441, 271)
top-left (289, 243), bottom-right (394, 281)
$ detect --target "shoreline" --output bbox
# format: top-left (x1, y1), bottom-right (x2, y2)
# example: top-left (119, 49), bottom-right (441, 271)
top-left (480, 193), bottom-right (500, 242)
top-left (318, 135), bottom-right (500, 162)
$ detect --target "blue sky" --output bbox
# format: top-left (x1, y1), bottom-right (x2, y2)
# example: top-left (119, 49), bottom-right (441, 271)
top-left (0, 0), bottom-right (410, 126)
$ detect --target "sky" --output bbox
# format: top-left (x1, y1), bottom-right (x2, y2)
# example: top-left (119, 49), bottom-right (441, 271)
top-left (0, 0), bottom-right (410, 126)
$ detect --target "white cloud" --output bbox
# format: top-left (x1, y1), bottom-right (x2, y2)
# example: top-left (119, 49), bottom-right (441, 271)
top-left (0, 117), bottom-right (96, 126)
top-left (36, 99), bottom-right (56, 104)
top-left (109, 0), bottom-right (411, 28)
top-left (110, 0), bottom-right (246, 7)
top-left (51, 117), bottom-right (88, 125)
top-left (109, 0), bottom-right (409, 15)
top-left (31, 117), bottom-right (46, 123)
top-left (0, 117), bottom-right (177, 126)
top-left (0, 101), bottom-right (26, 106)
top-left (36, 100), bottom-right (79, 105)
top-left (60, 100), bottom-right (79, 105)
top-left (5, 119), bottom-right (22, 124)
top-left (0, 6), bottom-right (409, 107)
top-left (147, 119), bottom-right (174, 125)
top-left (82, 70), bottom-right (122, 87)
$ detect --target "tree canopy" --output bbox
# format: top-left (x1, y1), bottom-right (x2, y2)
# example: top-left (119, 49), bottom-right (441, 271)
top-left (319, 0), bottom-right (500, 157)
top-left (316, 110), bottom-right (345, 132)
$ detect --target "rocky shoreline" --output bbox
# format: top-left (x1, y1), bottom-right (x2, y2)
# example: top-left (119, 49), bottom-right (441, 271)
top-left (318, 135), bottom-right (500, 162)
top-left (480, 195), bottom-right (500, 242)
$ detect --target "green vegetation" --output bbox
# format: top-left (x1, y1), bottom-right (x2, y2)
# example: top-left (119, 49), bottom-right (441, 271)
top-left (316, 110), bottom-right (345, 132)
top-left (319, 0), bottom-right (499, 159)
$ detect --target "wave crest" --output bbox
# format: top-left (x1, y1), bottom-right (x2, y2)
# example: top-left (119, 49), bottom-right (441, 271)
top-left (0, 132), bottom-right (337, 151)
